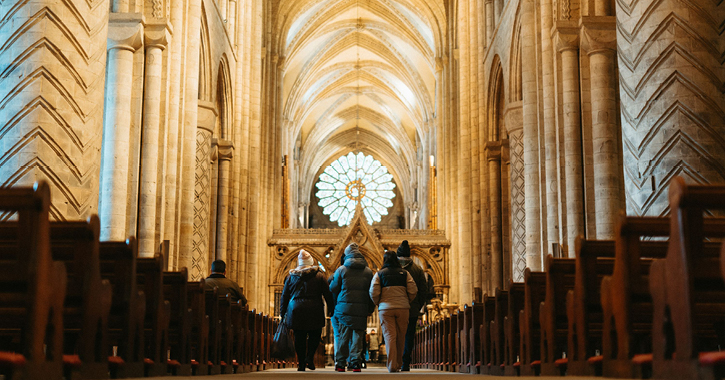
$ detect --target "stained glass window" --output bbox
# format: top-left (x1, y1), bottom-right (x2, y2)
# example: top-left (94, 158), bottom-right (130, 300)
top-left (316, 152), bottom-right (396, 226)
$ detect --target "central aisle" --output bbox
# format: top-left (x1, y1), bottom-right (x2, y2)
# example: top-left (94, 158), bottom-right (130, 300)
top-left (150, 367), bottom-right (616, 379)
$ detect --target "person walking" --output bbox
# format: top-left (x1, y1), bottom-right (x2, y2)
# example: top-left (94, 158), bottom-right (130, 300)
top-left (396, 240), bottom-right (428, 371)
top-left (369, 251), bottom-right (417, 372)
top-left (280, 250), bottom-right (334, 371)
top-left (329, 243), bottom-right (375, 372)
top-left (368, 329), bottom-right (380, 363)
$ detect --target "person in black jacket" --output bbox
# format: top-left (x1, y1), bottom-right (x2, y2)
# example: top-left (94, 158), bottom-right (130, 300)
top-left (280, 250), bottom-right (334, 371)
top-left (329, 243), bottom-right (374, 372)
top-left (396, 240), bottom-right (428, 371)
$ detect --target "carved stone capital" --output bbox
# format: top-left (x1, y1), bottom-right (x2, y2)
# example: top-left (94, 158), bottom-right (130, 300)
top-left (579, 16), bottom-right (617, 54)
top-left (215, 139), bottom-right (234, 161)
top-left (144, 21), bottom-right (171, 51)
top-left (485, 141), bottom-right (502, 161)
top-left (108, 13), bottom-right (144, 52)
top-left (553, 22), bottom-right (580, 52)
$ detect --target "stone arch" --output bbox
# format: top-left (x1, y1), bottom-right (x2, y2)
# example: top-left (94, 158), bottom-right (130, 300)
top-left (508, 4), bottom-right (523, 103)
top-left (410, 247), bottom-right (445, 288)
top-left (216, 56), bottom-right (233, 140)
top-left (198, 5), bottom-right (213, 102)
top-left (488, 55), bottom-right (505, 142)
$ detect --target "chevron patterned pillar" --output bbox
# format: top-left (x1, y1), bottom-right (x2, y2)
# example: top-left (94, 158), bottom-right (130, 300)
top-left (617, 0), bottom-right (725, 216)
top-left (0, 0), bottom-right (109, 220)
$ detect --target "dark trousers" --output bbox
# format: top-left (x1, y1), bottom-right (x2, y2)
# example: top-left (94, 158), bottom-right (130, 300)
top-left (402, 316), bottom-right (417, 367)
top-left (293, 328), bottom-right (322, 366)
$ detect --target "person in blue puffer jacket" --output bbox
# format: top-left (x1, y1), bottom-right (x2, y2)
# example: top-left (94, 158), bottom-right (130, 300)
top-left (329, 243), bottom-right (375, 372)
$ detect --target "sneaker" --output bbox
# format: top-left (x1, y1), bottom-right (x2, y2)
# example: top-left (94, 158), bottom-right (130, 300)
top-left (351, 363), bottom-right (362, 372)
top-left (401, 365), bottom-right (410, 372)
top-left (335, 365), bottom-right (346, 372)
top-left (297, 365), bottom-right (305, 371)
top-left (306, 362), bottom-right (315, 371)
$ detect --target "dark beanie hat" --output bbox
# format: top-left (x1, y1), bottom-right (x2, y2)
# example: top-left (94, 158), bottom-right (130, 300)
top-left (397, 240), bottom-right (411, 257)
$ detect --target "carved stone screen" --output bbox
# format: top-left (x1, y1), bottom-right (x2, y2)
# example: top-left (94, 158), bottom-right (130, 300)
top-left (315, 152), bottom-right (396, 226)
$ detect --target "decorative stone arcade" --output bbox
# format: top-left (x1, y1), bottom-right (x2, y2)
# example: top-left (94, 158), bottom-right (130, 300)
top-left (267, 205), bottom-right (451, 317)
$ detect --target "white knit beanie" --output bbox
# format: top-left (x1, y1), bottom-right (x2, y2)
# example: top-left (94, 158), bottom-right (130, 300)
top-left (298, 249), bottom-right (314, 267)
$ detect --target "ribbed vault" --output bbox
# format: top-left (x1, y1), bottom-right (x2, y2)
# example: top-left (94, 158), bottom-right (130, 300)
top-left (278, 0), bottom-right (445, 223)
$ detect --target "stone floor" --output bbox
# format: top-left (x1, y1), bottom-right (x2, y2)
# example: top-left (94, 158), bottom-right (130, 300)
top-left (149, 366), bottom-right (616, 379)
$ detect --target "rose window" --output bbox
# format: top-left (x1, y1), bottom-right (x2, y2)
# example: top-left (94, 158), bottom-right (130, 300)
top-left (316, 152), bottom-right (396, 226)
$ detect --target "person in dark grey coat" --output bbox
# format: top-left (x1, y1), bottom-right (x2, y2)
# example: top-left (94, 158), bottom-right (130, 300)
top-left (329, 243), bottom-right (374, 372)
top-left (280, 250), bottom-right (334, 371)
top-left (396, 240), bottom-right (428, 371)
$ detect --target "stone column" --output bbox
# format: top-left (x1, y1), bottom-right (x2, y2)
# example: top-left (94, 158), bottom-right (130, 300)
top-left (487, 142), bottom-right (503, 290)
top-left (556, 28), bottom-right (584, 256)
top-left (191, 128), bottom-right (213, 280)
top-left (521, 0), bottom-right (542, 270)
top-left (137, 22), bottom-right (170, 257)
top-left (100, 15), bottom-right (143, 241)
top-left (506, 107), bottom-right (527, 281)
top-left (164, 0), bottom-right (185, 266)
top-left (457, 0), bottom-right (473, 304)
top-left (0, 0), bottom-right (109, 219)
top-left (539, 0), bottom-right (558, 256)
top-left (581, 18), bottom-right (620, 237)
top-left (215, 140), bottom-right (234, 262)
top-left (179, 0), bottom-right (203, 272)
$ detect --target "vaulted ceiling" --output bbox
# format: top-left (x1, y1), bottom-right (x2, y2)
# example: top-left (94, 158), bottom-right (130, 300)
top-left (276, 0), bottom-right (447, 201)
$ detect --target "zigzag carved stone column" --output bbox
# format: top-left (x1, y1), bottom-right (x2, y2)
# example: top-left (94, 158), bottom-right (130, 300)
top-left (0, 0), bottom-right (109, 219)
top-left (506, 107), bottom-right (527, 282)
top-left (617, 0), bottom-right (725, 216)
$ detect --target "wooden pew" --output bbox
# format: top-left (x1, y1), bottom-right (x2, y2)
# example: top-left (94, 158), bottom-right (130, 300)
top-left (47, 217), bottom-right (113, 380)
top-left (136, 255), bottom-right (171, 376)
top-left (465, 303), bottom-right (483, 374)
top-left (478, 294), bottom-right (496, 375)
top-left (447, 310), bottom-right (458, 372)
top-left (229, 302), bottom-right (247, 373)
top-left (187, 281), bottom-right (209, 376)
top-left (98, 239), bottom-right (146, 378)
top-left (0, 216), bottom-right (113, 380)
top-left (0, 183), bottom-right (67, 380)
top-left (214, 295), bottom-right (233, 374)
top-left (649, 177), bottom-right (725, 380)
top-left (456, 309), bottom-right (466, 373)
top-left (162, 269), bottom-right (192, 376)
top-left (504, 282), bottom-right (525, 376)
top-left (566, 238), bottom-right (615, 376)
top-left (540, 255), bottom-right (576, 376)
top-left (488, 288), bottom-right (507, 376)
top-left (202, 288), bottom-right (222, 375)
top-left (520, 269), bottom-right (546, 376)
top-left (246, 309), bottom-right (258, 372)
top-left (600, 215), bottom-right (671, 378)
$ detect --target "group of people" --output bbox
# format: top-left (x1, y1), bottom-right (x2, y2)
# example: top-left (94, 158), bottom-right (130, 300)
top-left (279, 240), bottom-right (429, 373)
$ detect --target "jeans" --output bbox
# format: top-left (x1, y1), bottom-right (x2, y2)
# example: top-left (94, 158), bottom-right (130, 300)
top-left (379, 308), bottom-right (409, 372)
top-left (334, 323), bottom-right (365, 367)
top-left (402, 315), bottom-right (418, 367)
top-left (293, 329), bottom-right (321, 367)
